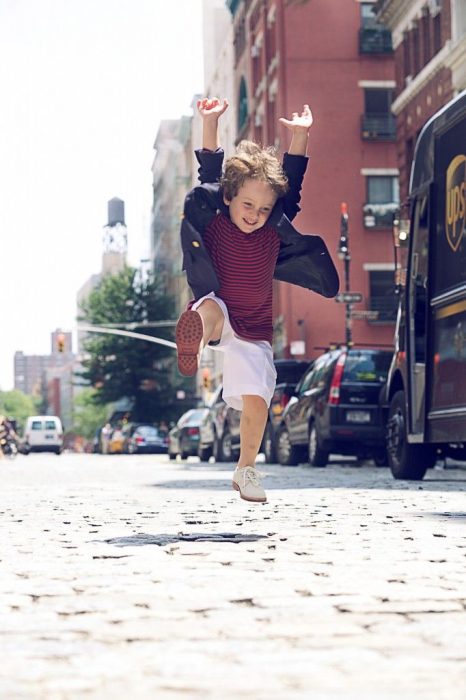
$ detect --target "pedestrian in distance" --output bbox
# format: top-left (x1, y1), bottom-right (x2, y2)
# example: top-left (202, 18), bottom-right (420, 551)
top-left (176, 97), bottom-right (339, 503)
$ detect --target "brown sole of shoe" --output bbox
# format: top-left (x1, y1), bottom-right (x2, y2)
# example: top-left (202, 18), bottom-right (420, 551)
top-left (232, 481), bottom-right (267, 503)
top-left (176, 310), bottom-right (203, 376)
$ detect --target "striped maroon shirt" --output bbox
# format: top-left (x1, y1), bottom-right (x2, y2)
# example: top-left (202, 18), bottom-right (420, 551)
top-left (203, 213), bottom-right (280, 343)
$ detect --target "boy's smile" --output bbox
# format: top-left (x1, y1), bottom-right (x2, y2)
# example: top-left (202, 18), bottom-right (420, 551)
top-left (224, 179), bottom-right (277, 234)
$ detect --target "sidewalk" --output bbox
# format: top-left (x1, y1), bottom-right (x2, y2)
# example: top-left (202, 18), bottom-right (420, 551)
top-left (1, 453), bottom-right (465, 699)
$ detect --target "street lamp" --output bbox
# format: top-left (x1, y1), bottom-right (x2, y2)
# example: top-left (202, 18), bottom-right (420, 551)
top-left (337, 202), bottom-right (352, 346)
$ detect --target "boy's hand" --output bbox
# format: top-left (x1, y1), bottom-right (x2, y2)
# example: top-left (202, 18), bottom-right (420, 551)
top-left (197, 97), bottom-right (229, 120)
top-left (279, 104), bottom-right (313, 132)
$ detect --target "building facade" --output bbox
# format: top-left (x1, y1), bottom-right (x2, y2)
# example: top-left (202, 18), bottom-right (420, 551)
top-left (376, 0), bottom-right (466, 200)
top-left (150, 116), bottom-right (195, 316)
top-left (227, 0), bottom-right (398, 357)
top-left (14, 329), bottom-right (75, 426)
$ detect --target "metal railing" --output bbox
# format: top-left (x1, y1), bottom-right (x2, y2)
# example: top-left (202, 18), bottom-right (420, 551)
top-left (361, 113), bottom-right (396, 141)
top-left (359, 26), bottom-right (393, 54)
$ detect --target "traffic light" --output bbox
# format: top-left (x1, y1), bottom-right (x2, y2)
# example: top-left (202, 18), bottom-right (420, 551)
top-left (338, 202), bottom-right (349, 259)
top-left (56, 333), bottom-right (66, 353)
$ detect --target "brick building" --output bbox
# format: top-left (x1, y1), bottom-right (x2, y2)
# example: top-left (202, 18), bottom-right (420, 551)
top-left (227, 0), bottom-right (398, 357)
top-left (376, 0), bottom-right (466, 200)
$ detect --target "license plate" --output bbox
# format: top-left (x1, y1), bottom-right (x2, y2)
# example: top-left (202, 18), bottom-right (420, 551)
top-left (346, 410), bottom-right (371, 424)
top-left (45, 434), bottom-right (55, 439)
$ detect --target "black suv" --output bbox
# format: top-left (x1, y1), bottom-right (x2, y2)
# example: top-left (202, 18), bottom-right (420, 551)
top-left (198, 359), bottom-right (311, 463)
top-left (276, 347), bottom-right (392, 467)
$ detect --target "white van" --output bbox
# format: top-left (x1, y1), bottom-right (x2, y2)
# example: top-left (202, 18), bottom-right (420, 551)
top-left (24, 415), bottom-right (64, 454)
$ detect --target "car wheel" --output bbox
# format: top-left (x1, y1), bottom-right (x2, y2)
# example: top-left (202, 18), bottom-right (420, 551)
top-left (308, 422), bottom-right (328, 467)
top-left (213, 430), bottom-right (225, 462)
top-left (387, 390), bottom-right (436, 480)
top-left (198, 445), bottom-right (212, 461)
top-left (373, 449), bottom-right (388, 467)
top-left (262, 422), bottom-right (276, 464)
top-left (220, 427), bottom-right (234, 462)
top-left (276, 426), bottom-right (300, 466)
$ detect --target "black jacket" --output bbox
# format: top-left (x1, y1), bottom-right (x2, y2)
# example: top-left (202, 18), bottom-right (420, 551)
top-left (180, 149), bottom-right (339, 301)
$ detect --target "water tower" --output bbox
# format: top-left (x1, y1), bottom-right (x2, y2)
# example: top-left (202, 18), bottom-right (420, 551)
top-left (102, 197), bottom-right (127, 275)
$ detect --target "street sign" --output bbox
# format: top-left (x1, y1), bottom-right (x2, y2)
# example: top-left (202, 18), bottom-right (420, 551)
top-left (335, 292), bottom-right (363, 304)
top-left (350, 310), bottom-right (379, 320)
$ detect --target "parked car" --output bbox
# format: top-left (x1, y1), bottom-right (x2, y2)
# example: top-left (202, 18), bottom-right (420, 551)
top-left (276, 346), bottom-right (393, 467)
top-left (198, 359), bottom-right (311, 463)
top-left (168, 408), bottom-right (210, 460)
top-left (23, 415), bottom-right (64, 454)
top-left (121, 423), bottom-right (169, 454)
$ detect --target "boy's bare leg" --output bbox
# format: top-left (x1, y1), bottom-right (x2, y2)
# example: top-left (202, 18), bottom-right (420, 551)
top-left (237, 395), bottom-right (268, 468)
top-left (195, 299), bottom-right (224, 345)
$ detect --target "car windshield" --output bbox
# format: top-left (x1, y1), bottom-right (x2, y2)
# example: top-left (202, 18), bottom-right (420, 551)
top-left (184, 408), bottom-right (209, 425)
top-left (276, 362), bottom-right (311, 384)
top-left (343, 352), bottom-right (392, 383)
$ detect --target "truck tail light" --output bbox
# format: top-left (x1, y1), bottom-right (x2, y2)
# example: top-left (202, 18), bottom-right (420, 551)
top-left (329, 353), bottom-right (347, 405)
top-left (187, 427), bottom-right (199, 436)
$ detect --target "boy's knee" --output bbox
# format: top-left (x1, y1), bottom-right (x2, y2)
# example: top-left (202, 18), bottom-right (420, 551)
top-left (242, 394), bottom-right (268, 411)
top-left (198, 298), bottom-right (222, 319)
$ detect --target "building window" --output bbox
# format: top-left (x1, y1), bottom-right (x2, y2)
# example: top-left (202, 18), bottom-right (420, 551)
top-left (364, 176), bottom-right (399, 228)
top-left (361, 88), bottom-right (396, 140)
top-left (433, 8), bottom-right (442, 53)
top-left (359, 2), bottom-right (392, 53)
top-left (238, 77), bottom-right (249, 133)
top-left (368, 270), bottom-right (397, 322)
top-left (360, 2), bottom-right (377, 27)
top-left (412, 21), bottom-right (420, 75)
top-left (234, 17), bottom-right (246, 66)
top-left (421, 8), bottom-right (431, 65)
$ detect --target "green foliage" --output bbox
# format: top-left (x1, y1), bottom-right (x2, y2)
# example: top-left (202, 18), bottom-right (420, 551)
top-left (0, 390), bottom-right (39, 432)
top-left (71, 388), bottom-right (109, 440)
top-left (78, 266), bottom-right (184, 423)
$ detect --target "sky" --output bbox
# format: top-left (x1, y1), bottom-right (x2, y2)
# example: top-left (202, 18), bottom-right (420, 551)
top-left (0, 0), bottom-right (204, 390)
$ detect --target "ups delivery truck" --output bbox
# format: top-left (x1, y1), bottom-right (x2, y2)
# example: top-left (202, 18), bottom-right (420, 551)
top-left (386, 90), bottom-right (466, 480)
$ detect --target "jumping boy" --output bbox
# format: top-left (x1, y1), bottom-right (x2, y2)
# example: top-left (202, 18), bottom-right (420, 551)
top-left (176, 97), bottom-right (339, 504)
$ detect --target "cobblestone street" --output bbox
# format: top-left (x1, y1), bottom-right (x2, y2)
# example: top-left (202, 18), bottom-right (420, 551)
top-left (1, 453), bottom-right (465, 700)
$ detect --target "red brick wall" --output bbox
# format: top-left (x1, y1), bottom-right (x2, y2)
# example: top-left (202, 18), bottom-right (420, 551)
top-left (231, 0), bottom-right (397, 356)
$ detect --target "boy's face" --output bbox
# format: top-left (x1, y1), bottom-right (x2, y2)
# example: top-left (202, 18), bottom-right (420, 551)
top-left (224, 179), bottom-right (277, 234)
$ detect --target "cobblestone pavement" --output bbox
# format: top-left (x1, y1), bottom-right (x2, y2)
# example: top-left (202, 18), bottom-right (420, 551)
top-left (1, 453), bottom-right (465, 700)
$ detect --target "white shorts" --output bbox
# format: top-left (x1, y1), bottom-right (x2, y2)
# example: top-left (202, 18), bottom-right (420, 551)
top-left (192, 292), bottom-right (277, 411)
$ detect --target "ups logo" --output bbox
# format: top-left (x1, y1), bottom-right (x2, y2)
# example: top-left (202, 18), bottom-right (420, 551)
top-left (446, 154), bottom-right (466, 252)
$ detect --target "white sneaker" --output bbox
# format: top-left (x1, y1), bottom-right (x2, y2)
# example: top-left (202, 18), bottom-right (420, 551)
top-left (232, 466), bottom-right (267, 503)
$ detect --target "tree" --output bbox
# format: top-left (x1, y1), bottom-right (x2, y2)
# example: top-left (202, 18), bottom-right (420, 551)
top-left (0, 390), bottom-right (39, 432)
top-left (78, 267), bottom-right (186, 423)
top-left (71, 388), bottom-right (109, 440)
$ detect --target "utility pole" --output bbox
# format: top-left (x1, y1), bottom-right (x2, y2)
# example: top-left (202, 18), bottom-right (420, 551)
top-left (337, 202), bottom-right (352, 346)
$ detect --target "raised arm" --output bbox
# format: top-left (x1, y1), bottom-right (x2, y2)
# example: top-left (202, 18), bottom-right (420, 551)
top-left (198, 97), bottom-right (228, 150)
top-left (195, 97), bottom-right (229, 184)
top-left (279, 103), bottom-right (313, 156)
top-left (279, 104), bottom-right (313, 219)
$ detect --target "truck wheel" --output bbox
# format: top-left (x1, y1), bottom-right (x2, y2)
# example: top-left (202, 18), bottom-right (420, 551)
top-left (387, 390), bottom-right (436, 480)
top-left (276, 426), bottom-right (300, 466)
top-left (308, 422), bottom-right (328, 467)
top-left (262, 422), bottom-right (276, 464)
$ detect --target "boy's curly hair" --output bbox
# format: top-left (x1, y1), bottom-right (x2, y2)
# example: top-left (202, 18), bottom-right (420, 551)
top-left (221, 140), bottom-right (289, 201)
